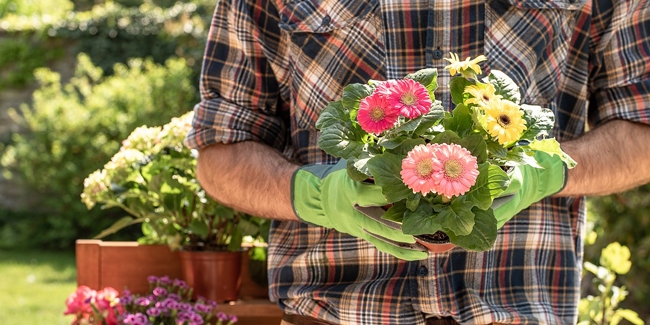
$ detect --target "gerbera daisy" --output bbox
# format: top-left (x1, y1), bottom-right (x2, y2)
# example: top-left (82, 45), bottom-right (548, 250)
top-left (357, 92), bottom-right (399, 135)
top-left (483, 99), bottom-right (527, 145)
top-left (400, 144), bottom-right (439, 195)
top-left (464, 83), bottom-right (501, 107)
top-left (444, 53), bottom-right (487, 78)
top-left (385, 79), bottom-right (432, 119)
top-left (430, 143), bottom-right (479, 198)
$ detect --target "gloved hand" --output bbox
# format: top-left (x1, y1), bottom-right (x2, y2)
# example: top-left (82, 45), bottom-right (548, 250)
top-left (492, 151), bottom-right (567, 228)
top-left (292, 159), bottom-right (428, 261)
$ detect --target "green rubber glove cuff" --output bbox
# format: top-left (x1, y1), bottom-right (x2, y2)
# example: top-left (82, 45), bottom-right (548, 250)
top-left (494, 151), bottom-right (567, 228)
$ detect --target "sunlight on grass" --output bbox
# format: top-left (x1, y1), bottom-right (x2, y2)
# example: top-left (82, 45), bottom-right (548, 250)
top-left (0, 250), bottom-right (76, 325)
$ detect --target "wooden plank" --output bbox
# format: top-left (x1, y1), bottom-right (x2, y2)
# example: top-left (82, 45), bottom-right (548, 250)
top-left (75, 239), bottom-right (101, 289)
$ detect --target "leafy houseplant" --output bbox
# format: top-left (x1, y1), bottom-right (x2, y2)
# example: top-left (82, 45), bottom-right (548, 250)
top-left (316, 53), bottom-right (575, 251)
top-left (64, 275), bottom-right (239, 325)
top-left (81, 111), bottom-right (267, 252)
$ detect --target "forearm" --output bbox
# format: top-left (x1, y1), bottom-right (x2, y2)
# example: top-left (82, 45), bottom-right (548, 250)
top-left (557, 119), bottom-right (650, 196)
top-left (196, 141), bottom-right (300, 221)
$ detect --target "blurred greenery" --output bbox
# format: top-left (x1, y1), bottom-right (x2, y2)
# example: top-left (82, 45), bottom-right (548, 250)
top-left (1, 53), bottom-right (197, 249)
top-left (0, 249), bottom-right (76, 325)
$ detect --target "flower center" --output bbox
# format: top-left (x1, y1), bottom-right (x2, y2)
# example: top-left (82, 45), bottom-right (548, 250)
top-left (370, 107), bottom-right (385, 122)
top-left (444, 159), bottom-right (463, 179)
top-left (498, 114), bottom-right (511, 127)
top-left (401, 92), bottom-right (417, 106)
top-left (416, 159), bottom-right (434, 178)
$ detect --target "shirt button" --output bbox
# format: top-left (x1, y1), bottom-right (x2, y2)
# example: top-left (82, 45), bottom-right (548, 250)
top-left (433, 49), bottom-right (444, 60)
top-left (321, 15), bottom-right (331, 27)
top-left (417, 265), bottom-right (428, 276)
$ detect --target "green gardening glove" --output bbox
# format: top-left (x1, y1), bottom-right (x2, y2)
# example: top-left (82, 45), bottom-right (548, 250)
top-left (492, 151), bottom-right (568, 228)
top-left (291, 159), bottom-right (428, 261)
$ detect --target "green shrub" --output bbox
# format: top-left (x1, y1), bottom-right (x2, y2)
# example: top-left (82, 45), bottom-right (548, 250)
top-left (0, 53), bottom-right (197, 249)
top-left (0, 35), bottom-right (64, 91)
top-left (0, 0), bottom-right (73, 19)
top-left (587, 187), bottom-right (650, 323)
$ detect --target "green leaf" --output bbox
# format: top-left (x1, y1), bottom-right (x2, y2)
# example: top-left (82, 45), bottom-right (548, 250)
top-left (431, 130), bottom-right (462, 145)
top-left (341, 83), bottom-right (373, 110)
top-left (406, 193), bottom-right (421, 211)
top-left (315, 101), bottom-right (348, 130)
top-left (504, 147), bottom-right (541, 168)
top-left (519, 104), bottom-right (555, 141)
top-left (414, 101), bottom-right (445, 135)
top-left (227, 226), bottom-right (244, 251)
top-left (486, 140), bottom-right (507, 158)
top-left (449, 76), bottom-right (473, 105)
top-left (386, 138), bottom-right (426, 156)
top-left (401, 202), bottom-right (444, 235)
top-left (317, 123), bottom-right (365, 159)
top-left (488, 70), bottom-right (521, 103)
top-left (93, 216), bottom-right (145, 239)
top-left (382, 201), bottom-right (407, 223)
top-left (188, 219), bottom-right (209, 238)
top-left (237, 217), bottom-right (260, 236)
top-left (367, 153), bottom-right (412, 203)
top-left (464, 163), bottom-right (509, 210)
top-left (446, 208), bottom-right (497, 251)
top-left (457, 134), bottom-right (488, 164)
top-left (405, 68), bottom-right (439, 96)
top-left (347, 157), bottom-right (372, 181)
top-left (443, 104), bottom-right (474, 137)
top-left (527, 139), bottom-right (578, 168)
top-left (437, 198), bottom-right (475, 236)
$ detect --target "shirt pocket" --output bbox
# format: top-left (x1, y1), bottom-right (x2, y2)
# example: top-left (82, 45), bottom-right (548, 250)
top-left (485, 0), bottom-right (588, 107)
top-left (277, 0), bottom-right (386, 131)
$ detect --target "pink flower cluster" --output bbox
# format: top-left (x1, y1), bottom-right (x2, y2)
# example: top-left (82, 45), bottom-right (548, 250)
top-left (64, 286), bottom-right (123, 325)
top-left (357, 79), bottom-right (432, 135)
top-left (400, 143), bottom-right (479, 198)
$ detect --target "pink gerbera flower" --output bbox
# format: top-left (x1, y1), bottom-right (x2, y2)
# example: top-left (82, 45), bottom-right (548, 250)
top-left (400, 143), bottom-right (439, 195)
top-left (385, 79), bottom-right (432, 119)
top-left (357, 92), bottom-right (399, 135)
top-left (430, 143), bottom-right (479, 198)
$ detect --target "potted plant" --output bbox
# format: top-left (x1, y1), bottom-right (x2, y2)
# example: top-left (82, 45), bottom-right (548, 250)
top-left (81, 111), bottom-right (269, 302)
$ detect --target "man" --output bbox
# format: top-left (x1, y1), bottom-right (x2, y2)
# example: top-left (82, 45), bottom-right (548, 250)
top-left (185, 0), bottom-right (650, 324)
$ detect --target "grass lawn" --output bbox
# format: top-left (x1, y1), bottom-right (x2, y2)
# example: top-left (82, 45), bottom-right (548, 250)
top-left (0, 249), bottom-right (77, 325)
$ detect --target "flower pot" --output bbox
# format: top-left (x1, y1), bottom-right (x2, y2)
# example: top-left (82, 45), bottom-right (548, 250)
top-left (414, 231), bottom-right (456, 253)
top-left (179, 250), bottom-right (243, 303)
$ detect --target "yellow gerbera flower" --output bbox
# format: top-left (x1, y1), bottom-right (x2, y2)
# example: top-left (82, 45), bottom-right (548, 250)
top-left (483, 99), bottom-right (527, 145)
top-left (444, 53), bottom-right (487, 78)
top-left (465, 83), bottom-right (501, 107)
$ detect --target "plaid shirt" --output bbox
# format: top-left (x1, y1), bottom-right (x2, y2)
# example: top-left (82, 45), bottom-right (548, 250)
top-left (185, 0), bottom-right (650, 323)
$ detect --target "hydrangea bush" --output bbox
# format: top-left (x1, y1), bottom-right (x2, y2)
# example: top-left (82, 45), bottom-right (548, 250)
top-left (316, 53), bottom-right (576, 251)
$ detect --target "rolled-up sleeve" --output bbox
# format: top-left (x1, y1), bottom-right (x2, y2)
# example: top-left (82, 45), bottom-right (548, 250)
top-left (185, 0), bottom-right (289, 151)
top-left (589, 0), bottom-right (650, 127)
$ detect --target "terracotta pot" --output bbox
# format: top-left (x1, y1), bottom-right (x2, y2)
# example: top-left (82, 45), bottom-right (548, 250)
top-left (414, 231), bottom-right (456, 253)
top-left (179, 250), bottom-right (243, 303)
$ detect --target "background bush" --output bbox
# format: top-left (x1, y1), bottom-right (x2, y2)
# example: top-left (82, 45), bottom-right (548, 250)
top-left (0, 53), bottom-right (197, 249)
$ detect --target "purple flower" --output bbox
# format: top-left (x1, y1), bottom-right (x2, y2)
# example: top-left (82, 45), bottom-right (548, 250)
top-left (167, 293), bottom-right (181, 301)
top-left (176, 311), bottom-right (192, 322)
top-left (207, 300), bottom-right (218, 308)
top-left (178, 302), bottom-right (193, 311)
top-left (193, 303), bottom-right (212, 314)
top-left (153, 286), bottom-right (168, 297)
top-left (158, 276), bottom-right (172, 285)
top-left (162, 297), bottom-right (179, 310)
top-left (120, 294), bottom-right (134, 305)
top-left (146, 307), bottom-right (162, 317)
top-left (173, 278), bottom-right (188, 288)
top-left (121, 313), bottom-right (136, 324)
top-left (217, 312), bottom-right (228, 321)
top-left (229, 314), bottom-right (238, 323)
top-left (135, 296), bottom-right (151, 307)
top-left (191, 312), bottom-right (205, 324)
top-left (147, 275), bottom-right (159, 284)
